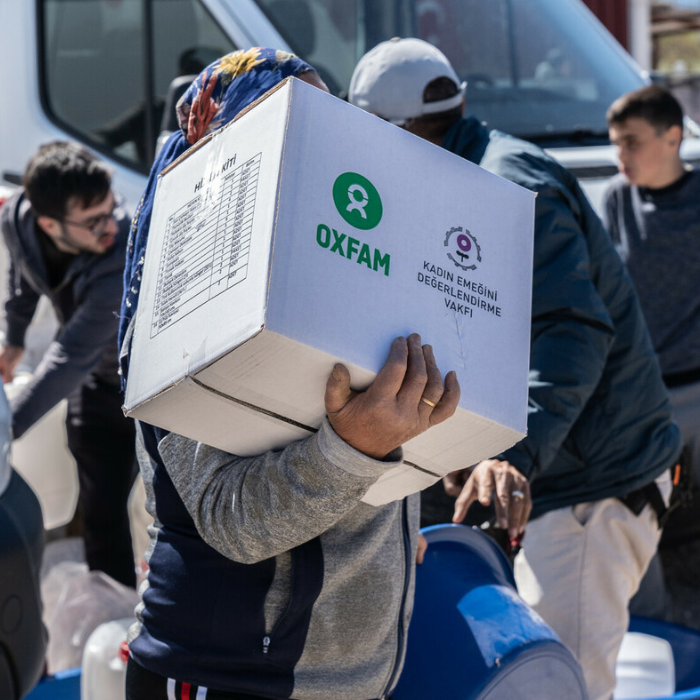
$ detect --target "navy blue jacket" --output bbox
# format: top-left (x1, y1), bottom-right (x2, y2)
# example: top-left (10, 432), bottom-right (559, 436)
top-left (1, 191), bottom-right (130, 437)
top-left (443, 118), bottom-right (681, 518)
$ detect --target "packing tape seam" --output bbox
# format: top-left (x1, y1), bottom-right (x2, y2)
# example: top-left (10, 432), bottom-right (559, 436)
top-left (189, 377), bottom-right (444, 478)
top-left (403, 461), bottom-right (443, 478)
top-left (189, 375), bottom-right (317, 433)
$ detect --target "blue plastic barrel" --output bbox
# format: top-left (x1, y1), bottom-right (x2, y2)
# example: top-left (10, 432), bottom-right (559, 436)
top-left (393, 524), bottom-right (587, 700)
top-left (24, 668), bottom-right (81, 700)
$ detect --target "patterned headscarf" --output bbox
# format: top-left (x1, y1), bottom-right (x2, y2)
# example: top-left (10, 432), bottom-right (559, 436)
top-left (119, 48), bottom-right (315, 384)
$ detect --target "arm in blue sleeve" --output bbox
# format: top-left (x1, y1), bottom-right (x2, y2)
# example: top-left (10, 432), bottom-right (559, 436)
top-left (10, 268), bottom-right (122, 437)
top-left (501, 184), bottom-right (615, 478)
top-left (3, 256), bottom-right (41, 348)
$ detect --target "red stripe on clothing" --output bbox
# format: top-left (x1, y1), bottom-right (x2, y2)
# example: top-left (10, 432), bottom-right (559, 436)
top-left (181, 682), bottom-right (191, 700)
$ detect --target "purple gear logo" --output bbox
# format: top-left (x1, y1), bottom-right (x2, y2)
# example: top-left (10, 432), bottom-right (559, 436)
top-left (444, 226), bottom-right (481, 271)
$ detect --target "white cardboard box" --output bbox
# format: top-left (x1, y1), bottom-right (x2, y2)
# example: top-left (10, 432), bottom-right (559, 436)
top-left (124, 77), bottom-right (535, 505)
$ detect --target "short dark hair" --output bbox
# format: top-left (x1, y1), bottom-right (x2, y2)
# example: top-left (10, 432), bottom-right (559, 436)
top-left (23, 142), bottom-right (112, 219)
top-left (607, 85), bottom-right (684, 133)
top-left (405, 77), bottom-right (463, 140)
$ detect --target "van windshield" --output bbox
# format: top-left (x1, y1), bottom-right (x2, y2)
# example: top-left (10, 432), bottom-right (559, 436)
top-left (254, 0), bottom-right (646, 144)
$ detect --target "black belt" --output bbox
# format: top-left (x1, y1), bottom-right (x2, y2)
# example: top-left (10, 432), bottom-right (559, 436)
top-left (663, 366), bottom-right (700, 388)
top-left (619, 480), bottom-right (668, 527)
top-left (619, 447), bottom-right (692, 529)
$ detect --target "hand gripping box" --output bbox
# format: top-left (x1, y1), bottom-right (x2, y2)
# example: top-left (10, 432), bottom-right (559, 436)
top-left (124, 77), bottom-right (535, 505)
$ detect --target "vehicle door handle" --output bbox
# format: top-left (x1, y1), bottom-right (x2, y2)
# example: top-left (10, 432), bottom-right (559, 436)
top-left (2, 172), bottom-right (22, 186)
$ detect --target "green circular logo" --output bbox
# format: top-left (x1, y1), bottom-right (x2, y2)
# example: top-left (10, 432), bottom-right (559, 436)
top-left (332, 172), bottom-right (383, 230)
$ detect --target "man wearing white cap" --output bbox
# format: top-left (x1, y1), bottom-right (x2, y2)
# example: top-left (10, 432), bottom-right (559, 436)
top-left (350, 38), bottom-right (682, 700)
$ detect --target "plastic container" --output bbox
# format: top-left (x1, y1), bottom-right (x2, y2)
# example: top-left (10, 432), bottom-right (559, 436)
top-left (393, 524), bottom-right (587, 700)
top-left (81, 618), bottom-right (133, 700)
top-left (614, 632), bottom-right (675, 699)
top-left (0, 385), bottom-right (12, 496)
top-left (42, 562), bottom-right (139, 673)
top-left (627, 616), bottom-right (700, 699)
top-left (24, 668), bottom-right (81, 700)
top-left (4, 372), bottom-right (78, 529)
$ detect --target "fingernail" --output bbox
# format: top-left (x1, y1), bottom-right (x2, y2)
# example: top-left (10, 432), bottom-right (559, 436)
top-left (332, 365), bottom-right (341, 380)
top-left (509, 528), bottom-right (517, 539)
top-left (500, 517), bottom-right (508, 529)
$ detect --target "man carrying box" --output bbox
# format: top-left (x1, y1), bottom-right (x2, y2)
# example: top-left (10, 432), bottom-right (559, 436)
top-left (349, 38), bottom-right (682, 700)
top-left (0, 142), bottom-right (136, 587)
top-left (118, 49), bottom-right (482, 700)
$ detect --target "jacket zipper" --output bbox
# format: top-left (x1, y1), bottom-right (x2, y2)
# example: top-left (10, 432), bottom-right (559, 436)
top-left (18, 262), bottom-right (68, 326)
top-left (16, 252), bottom-right (89, 328)
top-left (262, 554), bottom-right (296, 656)
top-left (381, 499), bottom-right (411, 699)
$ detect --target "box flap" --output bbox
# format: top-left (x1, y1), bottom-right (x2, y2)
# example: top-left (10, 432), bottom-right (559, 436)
top-left (126, 375), bottom-right (314, 455)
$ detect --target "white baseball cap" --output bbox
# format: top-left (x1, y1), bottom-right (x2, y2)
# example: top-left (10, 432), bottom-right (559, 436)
top-left (349, 37), bottom-right (465, 125)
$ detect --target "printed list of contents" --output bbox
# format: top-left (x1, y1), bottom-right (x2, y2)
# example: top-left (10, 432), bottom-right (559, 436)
top-left (151, 153), bottom-right (261, 337)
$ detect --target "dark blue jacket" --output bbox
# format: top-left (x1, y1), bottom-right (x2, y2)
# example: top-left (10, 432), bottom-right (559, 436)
top-left (1, 191), bottom-right (130, 437)
top-left (443, 118), bottom-right (681, 518)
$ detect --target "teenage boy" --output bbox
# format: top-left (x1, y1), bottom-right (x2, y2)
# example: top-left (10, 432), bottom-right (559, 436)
top-left (605, 86), bottom-right (700, 487)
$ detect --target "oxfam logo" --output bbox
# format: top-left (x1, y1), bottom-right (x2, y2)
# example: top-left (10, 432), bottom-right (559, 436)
top-left (332, 172), bottom-right (383, 230)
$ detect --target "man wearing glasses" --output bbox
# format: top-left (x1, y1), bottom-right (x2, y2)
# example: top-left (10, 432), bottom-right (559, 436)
top-left (0, 141), bottom-right (137, 587)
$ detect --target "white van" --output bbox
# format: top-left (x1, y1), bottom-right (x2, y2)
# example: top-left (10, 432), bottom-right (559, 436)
top-left (2, 0), bottom-right (700, 211)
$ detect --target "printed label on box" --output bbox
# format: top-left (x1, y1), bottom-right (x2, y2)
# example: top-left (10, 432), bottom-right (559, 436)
top-left (151, 153), bottom-right (262, 337)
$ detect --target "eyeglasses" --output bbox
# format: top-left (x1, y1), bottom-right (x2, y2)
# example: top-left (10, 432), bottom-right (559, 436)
top-left (61, 203), bottom-right (117, 237)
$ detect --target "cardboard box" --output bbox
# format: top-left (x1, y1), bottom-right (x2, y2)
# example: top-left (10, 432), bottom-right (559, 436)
top-left (124, 77), bottom-right (535, 505)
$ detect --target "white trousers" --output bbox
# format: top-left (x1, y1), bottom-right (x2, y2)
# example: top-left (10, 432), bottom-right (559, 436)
top-left (514, 496), bottom-right (661, 700)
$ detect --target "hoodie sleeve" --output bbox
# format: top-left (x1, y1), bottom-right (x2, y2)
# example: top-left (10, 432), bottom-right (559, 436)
top-left (9, 251), bottom-right (125, 438)
top-left (4, 256), bottom-right (41, 348)
top-left (155, 420), bottom-right (403, 564)
top-left (1, 201), bottom-right (41, 348)
top-left (498, 176), bottom-right (615, 479)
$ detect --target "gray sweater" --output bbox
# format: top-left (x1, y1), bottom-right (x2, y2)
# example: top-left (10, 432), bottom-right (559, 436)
top-left (603, 169), bottom-right (700, 377)
top-left (129, 418), bottom-right (419, 699)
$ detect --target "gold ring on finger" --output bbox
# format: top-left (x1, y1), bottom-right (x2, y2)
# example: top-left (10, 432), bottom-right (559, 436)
top-left (420, 396), bottom-right (437, 408)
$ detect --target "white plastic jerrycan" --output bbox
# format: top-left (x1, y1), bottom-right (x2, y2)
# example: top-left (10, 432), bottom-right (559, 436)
top-left (4, 372), bottom-right (79, 529)
top-left (82, 618), bottom-right (134, 700)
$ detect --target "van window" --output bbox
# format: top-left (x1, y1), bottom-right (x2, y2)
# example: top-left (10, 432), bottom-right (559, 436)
top-left (255, 0), bottom-right (645, 144)
top-left (40, 0), bottom-right (235, 172)
top-left (254, 0), bottom-right (414, 97)
top-left (414, 0), bottom-right (644, 142)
